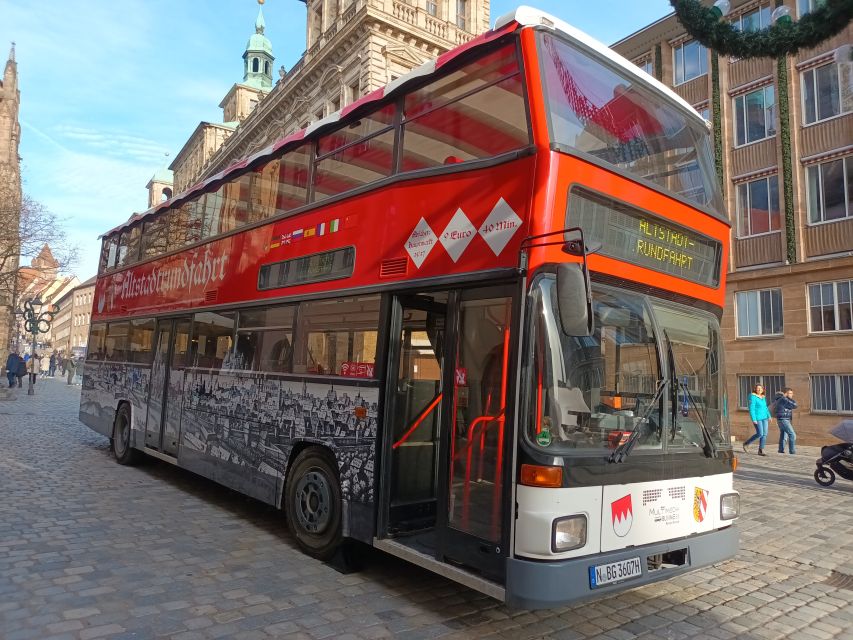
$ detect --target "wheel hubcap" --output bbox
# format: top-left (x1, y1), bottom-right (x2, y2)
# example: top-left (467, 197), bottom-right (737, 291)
top-left (294, 469), bottom-right (332, 534)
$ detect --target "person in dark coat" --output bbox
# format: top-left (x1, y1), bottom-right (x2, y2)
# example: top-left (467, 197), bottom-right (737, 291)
top-left (5, 350), bottom-right (17, 388)
top-left (15, 354), bottom-right (27, 388)
top-left (771, 387), bottom-right (798, 454)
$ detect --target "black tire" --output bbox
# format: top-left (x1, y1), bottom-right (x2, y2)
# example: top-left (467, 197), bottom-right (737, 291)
top-left (112, 404), bottom-right (141, 466)
top-left (285, 448), bottom-right (342, 560)
top-left (814, 466), bottom-right (835, 487)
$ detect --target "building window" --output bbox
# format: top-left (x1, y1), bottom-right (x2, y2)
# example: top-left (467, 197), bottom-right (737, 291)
top-left (347, 79), bottom-right (360, 105)
top-left (635, 58), bottom-right (653, 76)
top-left (809, 280), bottom-right (853, 332)
top-left (736, 175), bottom-right (780, 237)
top-left (811, 374), bottom-right (853, 414)
top-left (802, 62), bottom-right (852, 124)
top-left (806, 156), bottom-right (852, 223)
top-left (736, 288), bottom-right (783, 337)
top-left (696, 104), bottom-right (710, 121)
top-left (456, 0), bottom-right (467, 30)
top-left (732, 4), bottom-right (771, 32)
top-left (264, 60), bottom-right (270, 75)
top-left (426, 0), bottom-right (438, 17)
top-left (738, 375), bottom-right (785, 409)
top-left (734, 85), bottom-right (776, 146)
top-left (673, 39), bottom-right (707, 85)
top-left (252, 57), bottom-right (259, 73)
top-left (798, 0), bottom-right (821, 17)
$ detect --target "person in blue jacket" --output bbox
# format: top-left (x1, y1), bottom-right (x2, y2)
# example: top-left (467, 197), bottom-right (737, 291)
top-left (743, 383), bottom-right (770, 456)
top-left (771, 387), bottom-right (797, 454)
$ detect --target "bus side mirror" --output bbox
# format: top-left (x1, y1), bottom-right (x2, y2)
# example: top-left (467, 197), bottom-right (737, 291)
top-left (556, 263), bottom-right (593, 337)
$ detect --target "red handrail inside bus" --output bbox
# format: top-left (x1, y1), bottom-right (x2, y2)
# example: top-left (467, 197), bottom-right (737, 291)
top-left (391, 392), bottom-right (443, 450)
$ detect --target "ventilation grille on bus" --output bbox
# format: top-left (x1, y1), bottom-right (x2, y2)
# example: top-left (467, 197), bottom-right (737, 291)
top-left (204, 290), bottom-right (218, 303)
top-left (380, 257), bottom-right (408, 278)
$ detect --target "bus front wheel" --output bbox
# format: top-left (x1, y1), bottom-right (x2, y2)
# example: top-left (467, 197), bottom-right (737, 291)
top-left (112, 404), bottom-right (141, 466)
top-left (286, 448), bottom-right (342, 560)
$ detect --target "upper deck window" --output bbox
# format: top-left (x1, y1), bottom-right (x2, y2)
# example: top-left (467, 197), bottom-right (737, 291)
top-left (401, 42), bottom-right (530, 171)
top-left (538, 33), bottom-right (723, 215)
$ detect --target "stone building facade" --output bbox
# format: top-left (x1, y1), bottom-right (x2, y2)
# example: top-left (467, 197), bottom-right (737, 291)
top-left (168, 0), bottom-right (490, 192)
top-left (612, 0), bottom-right (853, 444)
top-left (53, 276), bottom-right (96, 357)
top-left (0, 44), bottom-right (21, 362)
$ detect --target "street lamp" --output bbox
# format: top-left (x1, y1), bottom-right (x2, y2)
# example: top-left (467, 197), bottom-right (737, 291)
top-left (20, 296), bottom-right (57, 396)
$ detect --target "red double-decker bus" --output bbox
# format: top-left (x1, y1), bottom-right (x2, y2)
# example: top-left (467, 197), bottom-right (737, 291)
top-left (81, 7), bottom-right (738, 608)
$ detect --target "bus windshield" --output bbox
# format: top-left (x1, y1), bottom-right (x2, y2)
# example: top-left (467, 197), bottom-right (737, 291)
top-left (537, 32), bottom-right (724, 215)
top-left (528, 278), bottom-right (730, 454)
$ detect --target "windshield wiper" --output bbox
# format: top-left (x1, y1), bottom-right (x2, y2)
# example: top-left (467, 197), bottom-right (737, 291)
top-left (608, 377), bottom-right (668, 463)
top-left (679, 382), bottom-right (718, 458)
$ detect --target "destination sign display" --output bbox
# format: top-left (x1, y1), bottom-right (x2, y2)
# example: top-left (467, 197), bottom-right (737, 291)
top-left (569, 189), bottom-right (721, 287)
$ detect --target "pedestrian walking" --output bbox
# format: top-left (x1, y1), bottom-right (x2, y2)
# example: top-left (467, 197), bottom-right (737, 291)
top-left (5, 350), bottom-right (18, 388)
top-left (49, 351), bottom-right (57, 377)
top-left (66, 356), bottom-right (76, 385)
top-left (743, 383), bottom-right (770, 456)
top-left (15, 354), bottom-right (26, 388)
top-left (771, 387), bottom-right (797, 454)
top-left (27, 353), bottom-right (39, 386)
top-left (40, 353), bottom-right (50, 378)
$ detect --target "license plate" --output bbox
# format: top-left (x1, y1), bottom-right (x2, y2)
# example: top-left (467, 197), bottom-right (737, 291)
top-left (589, 556), bottom-right (643, 588)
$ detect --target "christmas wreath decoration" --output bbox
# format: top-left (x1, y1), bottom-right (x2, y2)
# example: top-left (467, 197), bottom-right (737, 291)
top-left (669, 0), bottom-right (853, 59)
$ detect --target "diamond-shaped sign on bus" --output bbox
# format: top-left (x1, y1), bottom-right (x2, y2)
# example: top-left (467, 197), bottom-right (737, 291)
top-left (439, 208), bottom-right (477, 263)
top-left (405, 217), bottom-right (438, 268)
top-left (478, 198), bottom-right (522, 256)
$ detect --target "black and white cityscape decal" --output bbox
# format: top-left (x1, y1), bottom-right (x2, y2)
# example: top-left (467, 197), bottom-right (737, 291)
top-left (80, 362), bottom-right (379, 504)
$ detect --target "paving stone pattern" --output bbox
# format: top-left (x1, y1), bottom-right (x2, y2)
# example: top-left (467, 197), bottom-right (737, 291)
top-left (1, 380), bottom-right (852, 639)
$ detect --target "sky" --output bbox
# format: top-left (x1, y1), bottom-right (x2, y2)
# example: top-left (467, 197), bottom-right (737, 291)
top-left (0, 0), bottom-right (674, 280)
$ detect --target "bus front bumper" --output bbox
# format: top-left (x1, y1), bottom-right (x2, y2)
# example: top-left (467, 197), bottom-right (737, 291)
top-left (505, 524), bottom-right (738, 610)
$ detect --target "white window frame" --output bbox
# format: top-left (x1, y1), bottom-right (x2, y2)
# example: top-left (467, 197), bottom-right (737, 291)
top-left (456, 0), bottom-right (467, 30)
top-left (733, 85), bottom-right (776, 147)
top-left (732, 4), bottom-right (771, 32)
top-left (797, 0), bottom-right (820, 18)
top-left (426, 0), bottom-right (438, 17)
top-left (673, 40), bottom-right (707, 86)
top-left (736, 288), bottom-right (784, 338)
top-left (636, 58), bottom-right (653, 77)
top-left (737, 374), bottom-right (785, 410)
top-left (806, 155), bottom-right (852, 224)
top-left (810, 374), bottom-right (853, 414)
top-left (736, 175), bottom-right (781, 238)
top-left (801, 61), bottom-right (851, 125)
top-left (808, 279), bottom-right (853, 333)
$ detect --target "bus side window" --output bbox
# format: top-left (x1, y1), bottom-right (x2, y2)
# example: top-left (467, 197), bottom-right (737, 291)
top-left (88, 323), bottom-right (107, 360)
top-left (105, 322), bottom-right (130, 362)
top-left (234, 304), bottom-right (295, 373)
top-left (294, 296), bottom-right (380, 377)
top-left (191, 312), bottom-right (236, 369)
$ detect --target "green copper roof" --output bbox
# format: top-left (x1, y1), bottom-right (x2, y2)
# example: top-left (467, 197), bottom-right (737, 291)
top-left (245, 6), bottom-right (272, 56)
top-left (151, 168), bottom-right (173, 184)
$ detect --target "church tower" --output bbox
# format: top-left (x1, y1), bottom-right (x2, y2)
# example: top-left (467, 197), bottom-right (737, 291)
top-left (243, 4), bottom-right (274, 90)
top-left (0, 43), bottom-right (22, 358)
top-left (204, 0), bottom-right (492, 175)
top-left (171, 2), bottom-right (276, 193)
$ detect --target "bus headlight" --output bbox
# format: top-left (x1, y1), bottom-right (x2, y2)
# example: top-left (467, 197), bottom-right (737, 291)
top-left (551, 515), bottom-right (587, 552)
top-left (720, 493), bottom-right (740, 520)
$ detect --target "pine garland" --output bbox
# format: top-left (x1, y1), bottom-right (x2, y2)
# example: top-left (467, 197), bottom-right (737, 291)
top-left (670, 0), bottom-right (853, 59)
top-left (777, 56), bottom-right (797, 264)
top-left (654, 44), bottom-right (663, 82)
top-left (711, 52), bottom-right (725, 197)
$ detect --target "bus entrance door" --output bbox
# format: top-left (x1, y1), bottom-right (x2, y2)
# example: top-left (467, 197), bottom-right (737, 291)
top-left (144, 317), bottom-right (191, 456)
top-left (384, 293), bottom-right (448, 534)
top-left (381, 287), bottom-right (513, 583)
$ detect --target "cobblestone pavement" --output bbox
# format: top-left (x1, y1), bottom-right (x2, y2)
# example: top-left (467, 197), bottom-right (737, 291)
top-left (1, 380), bottom-right (852, 640)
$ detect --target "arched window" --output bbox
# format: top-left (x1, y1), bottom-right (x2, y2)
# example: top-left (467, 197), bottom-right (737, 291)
top-left (264, 60), bottom-right (270, 75)
top-left (161, 187), bottom-right (172, 201)
top-left (253, 58), bottom-right (259, 73)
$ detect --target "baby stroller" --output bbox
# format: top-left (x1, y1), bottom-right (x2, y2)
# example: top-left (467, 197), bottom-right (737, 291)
top-left (814, 419), bottom-right (853, 487)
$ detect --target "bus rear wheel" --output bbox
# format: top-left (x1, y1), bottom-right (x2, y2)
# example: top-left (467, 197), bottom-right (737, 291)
top-left (286, 448), bottom-right (342, 560)
top-left (112, 404), bottom-right (141, 466)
